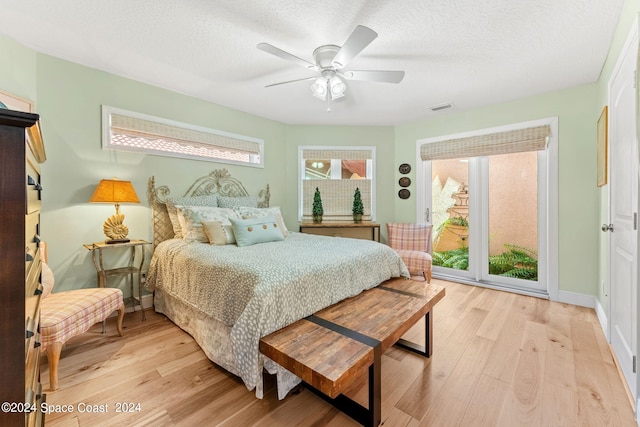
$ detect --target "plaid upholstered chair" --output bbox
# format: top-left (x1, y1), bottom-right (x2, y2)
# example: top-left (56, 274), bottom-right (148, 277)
top-left (386, 223), bottom-right (433, 283)
top-left (39, 243), bottom-right (125, 390)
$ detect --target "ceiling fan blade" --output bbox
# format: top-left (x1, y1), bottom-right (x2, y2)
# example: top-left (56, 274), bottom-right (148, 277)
top-left (341, 70), bottom-right (405, 84)
top-left (265, 76), bottom-right (316, 88)
top-left (257, 43), bottom-right (318, 70)
top-left (331, 25), bottom-right (378, 69)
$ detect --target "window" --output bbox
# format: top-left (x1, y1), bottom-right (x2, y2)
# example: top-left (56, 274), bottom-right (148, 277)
top-left (102, 106), bottom-right (264, 167)
top-left (298, 146), bottom-right (375, 221)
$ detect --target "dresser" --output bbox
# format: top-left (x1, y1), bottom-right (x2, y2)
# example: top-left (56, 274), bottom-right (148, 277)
top-left (299, 221), bottom-right (380, 241)
top-left (0, 109), bottom-right (46, 427)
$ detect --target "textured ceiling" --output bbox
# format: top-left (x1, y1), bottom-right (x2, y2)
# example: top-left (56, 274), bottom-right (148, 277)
top-left (0, 0), bottom-right (625, 126)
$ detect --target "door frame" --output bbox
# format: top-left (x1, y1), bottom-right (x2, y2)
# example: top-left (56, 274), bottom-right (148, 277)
top-left (415, 117), bottom-right (559, 299)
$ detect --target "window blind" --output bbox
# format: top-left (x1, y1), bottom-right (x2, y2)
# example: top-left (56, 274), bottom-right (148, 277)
top-left (111, 113), bottom-right (261, 156)
top-left (302, 180), bottom-right (372, 221)
top-left (301, 148), bottom-right (373, 160)
top-left (420, 125), bottom-right (550, 161)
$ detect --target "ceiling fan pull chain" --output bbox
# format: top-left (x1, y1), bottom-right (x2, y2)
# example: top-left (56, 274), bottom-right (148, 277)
top-left (326, 81), bottom-right (332, 112)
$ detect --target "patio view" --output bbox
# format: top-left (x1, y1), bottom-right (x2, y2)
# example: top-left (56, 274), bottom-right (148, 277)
top-left (431, 151), bottom-right (538, 281)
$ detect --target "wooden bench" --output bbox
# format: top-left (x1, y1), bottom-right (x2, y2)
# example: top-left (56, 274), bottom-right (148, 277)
top-left (260, 278), bottom-right (445, 426)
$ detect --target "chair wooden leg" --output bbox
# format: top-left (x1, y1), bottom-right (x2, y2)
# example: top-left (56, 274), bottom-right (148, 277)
top-left (116, 304), bottom-right (125, 337)
top-left (423, 269), bottom-right (432, 284)
top-left (46, 342), bottom-right (63, 391)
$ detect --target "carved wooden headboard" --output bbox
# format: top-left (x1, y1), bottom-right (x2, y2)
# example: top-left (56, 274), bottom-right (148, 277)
top-left (147, 169), bottom-right (270, 247)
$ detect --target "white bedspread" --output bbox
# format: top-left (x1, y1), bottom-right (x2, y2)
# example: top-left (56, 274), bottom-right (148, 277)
top-left (146, 232), bottom-right (409, 392)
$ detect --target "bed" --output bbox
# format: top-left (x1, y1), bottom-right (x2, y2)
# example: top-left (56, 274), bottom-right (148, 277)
top-left (145, 169), bottom-right (409, 398)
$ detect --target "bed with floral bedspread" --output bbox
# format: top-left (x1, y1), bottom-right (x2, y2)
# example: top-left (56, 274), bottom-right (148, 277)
top-left (146, 231), bottom-right (409, 397)
top-left (146, 170), bottom-right (409, 398)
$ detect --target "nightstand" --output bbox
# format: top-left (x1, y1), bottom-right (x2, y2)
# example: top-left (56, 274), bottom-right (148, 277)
top-left (299, 222), bottom-right (380, 242)
top-left (83, 239), bottom-right (151, 320)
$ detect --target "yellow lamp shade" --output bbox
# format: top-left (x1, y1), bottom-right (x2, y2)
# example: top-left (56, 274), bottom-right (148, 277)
top-left (89, 179), bottom-right (140, 204)
top-left (90, 179), bottom-right (140, 243)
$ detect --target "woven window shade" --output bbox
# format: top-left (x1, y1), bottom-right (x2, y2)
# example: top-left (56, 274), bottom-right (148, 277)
top-left (303, 180), bottom-right (372, 221)
top-left (111, 113), bottom-right (261, 155)
top-left (420, 125), bottom-right (550, 161)
top-left (301, 149), bottom-right (372, 160)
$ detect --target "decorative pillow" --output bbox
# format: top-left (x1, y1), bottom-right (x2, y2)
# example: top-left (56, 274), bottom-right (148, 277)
top-left (166, 194), bottom-right (219, 238)
top-left (217, 195), bottom-right (258, 209)
top-left (176, 206), bottom-right (239, 243)
top-left (234, 206), bottom-right (288, 237)
top-left (202, 220), bottom-right (236, 245)
top-left (230, 215), bottom-right (285, 247)
top-left (41, 262), bottom-right (55, 298)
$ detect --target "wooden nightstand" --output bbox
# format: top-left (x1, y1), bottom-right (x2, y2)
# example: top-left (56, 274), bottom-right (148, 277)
top-left (299, 222), bottom-right (380, 242)
top-left (83, 239), bottom-right (151, 320)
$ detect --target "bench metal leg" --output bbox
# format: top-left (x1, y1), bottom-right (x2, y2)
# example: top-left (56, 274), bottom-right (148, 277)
top-left (307, 345), bottom-right (381, 427)
top-left (394, 309), bottom-right (432, 357)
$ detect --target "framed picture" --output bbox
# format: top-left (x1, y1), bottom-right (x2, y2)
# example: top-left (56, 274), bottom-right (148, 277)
top-left (0, 89), bottom-right (33, 112)
top-left (597, 106), bottom-right (608, 187)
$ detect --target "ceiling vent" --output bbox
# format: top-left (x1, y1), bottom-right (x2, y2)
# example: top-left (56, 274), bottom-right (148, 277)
top-left (429, 102), bottom-right (453, 112)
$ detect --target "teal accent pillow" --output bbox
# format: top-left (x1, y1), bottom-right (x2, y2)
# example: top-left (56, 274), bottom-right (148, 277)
top-left (230, 215), bottom-right (284, 247)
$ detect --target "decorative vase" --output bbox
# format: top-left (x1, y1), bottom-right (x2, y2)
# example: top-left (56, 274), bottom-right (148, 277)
top-left (313, 215), bottom-right (323, 224)
top-left (353, 214), bottom-right (362, 223)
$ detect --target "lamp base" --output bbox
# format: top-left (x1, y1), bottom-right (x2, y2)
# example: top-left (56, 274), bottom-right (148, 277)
top-left (106, 238), bottom-right (131, 244)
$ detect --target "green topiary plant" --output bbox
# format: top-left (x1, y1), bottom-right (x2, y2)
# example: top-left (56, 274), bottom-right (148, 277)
top-left (352, 187), bottom-right (364, 222)
top-left (312, 187), bottom-right (323, 223)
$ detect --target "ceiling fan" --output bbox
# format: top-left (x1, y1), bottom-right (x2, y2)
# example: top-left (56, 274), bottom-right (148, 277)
top-left (257, 25), bottom-right (405, 109)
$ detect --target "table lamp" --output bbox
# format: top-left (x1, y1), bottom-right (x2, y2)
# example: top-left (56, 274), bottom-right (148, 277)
top-left (89, 178), bottom-right (140, 243)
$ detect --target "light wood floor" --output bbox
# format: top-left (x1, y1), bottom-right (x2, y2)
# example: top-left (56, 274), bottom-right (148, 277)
top-left (41, 279), bottom-right (637, 426)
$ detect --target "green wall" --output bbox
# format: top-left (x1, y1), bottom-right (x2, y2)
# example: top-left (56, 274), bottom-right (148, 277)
top-left (394, 84), bottom-right (599, 296)
top-left (0, 2), bottom-right (635, 302)
top-left (0, 35), bottom-right (37, 102)
top-left (0, 35), bottom-right (397, 294)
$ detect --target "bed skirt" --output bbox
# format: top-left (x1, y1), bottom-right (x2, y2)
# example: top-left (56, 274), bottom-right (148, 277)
top-left (153, 289), bottom-right (301, 399)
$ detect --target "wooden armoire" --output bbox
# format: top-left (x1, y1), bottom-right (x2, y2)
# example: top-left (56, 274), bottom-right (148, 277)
top-left (0, 108), bottom-right (46, 426)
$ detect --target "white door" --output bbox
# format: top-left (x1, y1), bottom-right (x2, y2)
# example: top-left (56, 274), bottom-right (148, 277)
top-left (608, 20), bottom-right (638, 401)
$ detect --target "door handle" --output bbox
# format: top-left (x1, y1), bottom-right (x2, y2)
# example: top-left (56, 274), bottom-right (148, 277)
top-left (601, 224), bottom-right (614, 232)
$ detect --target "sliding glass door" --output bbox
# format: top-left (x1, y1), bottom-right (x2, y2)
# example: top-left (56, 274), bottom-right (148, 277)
top-left (423, 150), bottom-right (547, 294)
top-left (483, 151), bottom-right (545, 292)
top-left (430, 157), bottom-right (472, 277)
top-left (424, 151), bottom-right (545, 296)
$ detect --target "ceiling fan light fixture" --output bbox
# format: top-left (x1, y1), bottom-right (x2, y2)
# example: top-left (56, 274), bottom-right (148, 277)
top-left (329, 76), bottom-right (346, 99)
top-left (311, 76), bottom-right (328, 99)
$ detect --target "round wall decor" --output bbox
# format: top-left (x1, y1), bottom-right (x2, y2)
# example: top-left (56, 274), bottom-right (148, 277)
top-left (399, 177), bottom-right (411, 187)
top-left (398, 189), bottom-right (410, 199)
top-left (399, 163), bottom-right (411, 174)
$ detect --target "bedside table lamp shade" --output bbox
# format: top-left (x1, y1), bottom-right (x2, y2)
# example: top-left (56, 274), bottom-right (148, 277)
top-left (89, 179), bottom-right (140, 243)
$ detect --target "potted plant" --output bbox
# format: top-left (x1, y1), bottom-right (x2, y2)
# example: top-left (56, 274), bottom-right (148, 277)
top-left (312, 187), bottom-right (323, 223)
top-left (433, 216), bottom-right (469, 252)
top-left (352, 187), bottom-right (364, 223)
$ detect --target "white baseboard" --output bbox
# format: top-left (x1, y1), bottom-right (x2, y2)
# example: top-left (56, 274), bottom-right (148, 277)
top-left (124, 293), bottom-right (154, 314)
top-left (594, 297), bottom-right (609, 341)
top-left (556, 290), bottom-right (596, 308)
top-left (107, 293), bottom-right (154, 317)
